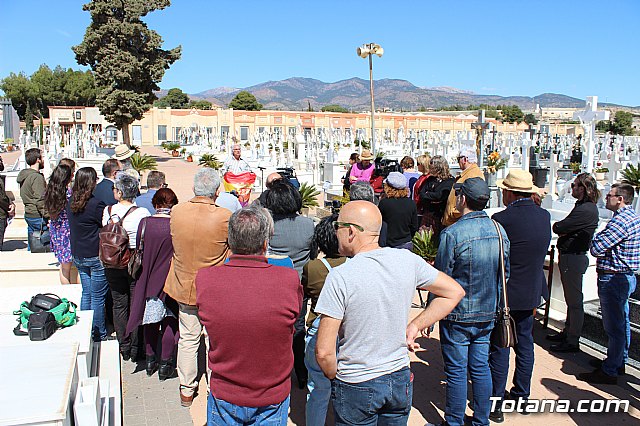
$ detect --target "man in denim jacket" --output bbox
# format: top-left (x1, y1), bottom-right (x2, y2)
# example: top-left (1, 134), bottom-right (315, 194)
top-left (434, 178), bottom-right (510, 426)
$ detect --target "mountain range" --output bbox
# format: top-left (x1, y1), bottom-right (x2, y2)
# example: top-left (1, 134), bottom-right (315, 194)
top-left (168, 77), bottom-right (630, 111)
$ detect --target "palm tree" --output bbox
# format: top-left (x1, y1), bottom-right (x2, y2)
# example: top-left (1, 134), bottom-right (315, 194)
top-left (299, 182), bottom-right (320, 209)
top-left (199, 153), bottom-right (223, 169)
top-left (129, 152), bottom-right (158, 174)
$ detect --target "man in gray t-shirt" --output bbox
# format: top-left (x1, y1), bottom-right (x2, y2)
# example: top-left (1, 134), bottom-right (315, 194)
top-left (315, 201), bottom-right (464, 425)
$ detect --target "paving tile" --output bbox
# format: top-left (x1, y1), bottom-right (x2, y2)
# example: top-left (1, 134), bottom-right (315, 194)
top-left (122, 414), bottom-right (147, 425)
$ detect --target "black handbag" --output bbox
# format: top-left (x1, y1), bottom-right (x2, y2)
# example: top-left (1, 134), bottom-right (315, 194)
top-left (128, 218), bottom-right (147, 280)
top-left (490, 220), bottom-right (518, 348)
top-left (29, 220), bottom-right (51, 253)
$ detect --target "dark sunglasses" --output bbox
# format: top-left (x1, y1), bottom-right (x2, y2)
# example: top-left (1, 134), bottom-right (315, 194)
top-left (332, 221), bottom-right (365, 232)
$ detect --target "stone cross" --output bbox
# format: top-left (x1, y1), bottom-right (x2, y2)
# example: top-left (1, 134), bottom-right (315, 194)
top-left (573, 96), bottom-right (610, 173)
top-left (471, 110), bottom-right (489, 165)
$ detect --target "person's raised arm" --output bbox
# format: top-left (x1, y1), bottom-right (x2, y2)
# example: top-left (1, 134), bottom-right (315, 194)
top-left (406, 271), bottom-right (464, 351)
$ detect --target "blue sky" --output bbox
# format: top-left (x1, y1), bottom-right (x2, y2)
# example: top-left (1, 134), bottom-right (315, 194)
top-left (0, 0), bottom-right (638, 106)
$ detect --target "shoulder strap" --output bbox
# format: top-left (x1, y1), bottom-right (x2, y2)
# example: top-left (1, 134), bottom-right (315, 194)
top-left (120, 206), bottom-right (138, 221)
top-left (137, 217), bottom-right (147, 251)
top-left (491, 219), bottom-right (509, 313)
top-left (319, 258), bottom-right (333, 272)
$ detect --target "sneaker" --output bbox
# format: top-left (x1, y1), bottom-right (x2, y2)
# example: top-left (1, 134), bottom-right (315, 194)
top-left (578, 368), bottom-right (618, 385)
top-left (180, 390), bottom-right (194, 407)
top-left (589, 358), bottom-right (625, 375)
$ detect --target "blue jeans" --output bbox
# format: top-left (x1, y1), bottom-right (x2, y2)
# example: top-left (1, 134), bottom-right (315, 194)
top-left (331, 367), bottom-right (413, 426)
top-left (305, 317), bottom-right (331, 426)
top-left (73, 256), bottom-right (108, 341)
top-left (598, 272), bottom-right (636, 376)
top-left (440, 320), bottom-right (494, 426)
top-left (489, 310), bottom-right (534, 401)
top-left (24, 216), bottom-right (46, 251)
top-left (207, 392), bottom-right (289, 426)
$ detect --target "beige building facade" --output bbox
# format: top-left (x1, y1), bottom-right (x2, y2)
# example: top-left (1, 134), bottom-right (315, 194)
top-left (47, 106), bottom-right (580, 146)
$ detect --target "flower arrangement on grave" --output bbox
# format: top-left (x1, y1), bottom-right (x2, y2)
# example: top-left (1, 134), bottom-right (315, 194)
top-left (412, 228), bottom-right (439, 263)
top-left (594, 162), bottom-right (609, 173)
top-left (486, 151), bottom-right (507, 174)
top-left (569, 162), bottom-right (581, 174)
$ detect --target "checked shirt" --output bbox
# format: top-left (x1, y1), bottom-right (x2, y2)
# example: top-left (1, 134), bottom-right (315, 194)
top-left (590, 205), bottom-right (640, 273)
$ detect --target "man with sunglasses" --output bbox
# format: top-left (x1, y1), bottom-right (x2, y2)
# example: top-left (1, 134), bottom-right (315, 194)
top-left (315, 200), bottom-right (464, 425)
top-left (443, 147), bottom-right (484, 227)
top-left (547, 173), bottom-right (600, 353)
top-left (580, 183), bottom-right (640, 385)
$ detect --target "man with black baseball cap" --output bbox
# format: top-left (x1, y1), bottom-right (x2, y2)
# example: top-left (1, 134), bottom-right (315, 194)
top-left (430, 177), bottom-right (510, 426)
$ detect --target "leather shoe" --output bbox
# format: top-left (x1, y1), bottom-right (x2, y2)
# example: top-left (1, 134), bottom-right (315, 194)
top-left (578, 368), bottom-right (617, 385)
top-left (180, 390), bottom-right (194, 407)
top-left (146, 355), bottom-right (158, 376)
top-left (546, 331), bottom-right (567, 342)
top-left (589, 358), bottom-right (625, 375)
top-left (489, 408), bottom-right (504, 423)
top-left (158, 359), bottom-right (175, 381)
top-left (550, 342), bottom-right (580, 353)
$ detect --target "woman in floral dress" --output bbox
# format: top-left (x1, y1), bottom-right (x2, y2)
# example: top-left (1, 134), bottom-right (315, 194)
top-left (44, 159), bottom-right (75, 283)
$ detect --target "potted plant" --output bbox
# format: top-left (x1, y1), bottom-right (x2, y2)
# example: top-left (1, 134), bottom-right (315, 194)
top-left (412, 228), bottom-right (438, 264)
top-left (129, 152), bottom-right (158, 174)
top-left (166, 142), bottom-right (181, 157)
top-left (198, 153), bottom-right (222, 169)
top-left (180, 148), bottom-right (187, 158)
top-left (5, 138), bottom-right (14, 151)
top-left (569, 162), bottom-right (581, 175)
top-left (621, 163), bottom-right (640, 193)
top-left (299, 182), bottom-right (320, 216)
top-left (594, 165), bottom-right (609, 181)
top-left (186, 154), bottom-right (193, 162)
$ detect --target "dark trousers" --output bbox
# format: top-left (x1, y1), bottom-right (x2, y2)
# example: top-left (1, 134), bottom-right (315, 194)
top-left (144, 316), bottom-right (179, 361)
top-left (0, 217), bottom-right (6, 251)
top-left (559, 253), bottom-right (589, 345)
top-left (293, 296), bottom-right (309, 385)
top-left (489, 310), bottom-right (534, 400)
top-left (105, 268), bottom-right (139, 355)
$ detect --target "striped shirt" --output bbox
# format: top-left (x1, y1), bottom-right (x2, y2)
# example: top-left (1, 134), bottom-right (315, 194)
top-left (590, 205), bottom-right (640, 273)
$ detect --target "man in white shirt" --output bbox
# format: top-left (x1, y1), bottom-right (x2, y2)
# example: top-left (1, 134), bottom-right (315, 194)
top-left (222, 144), bottom-right (251, 174)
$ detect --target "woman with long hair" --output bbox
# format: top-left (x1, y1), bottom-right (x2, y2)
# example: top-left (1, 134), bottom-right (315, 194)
top-left (419, 155), bottom-right (455, 238)
top-left (126, 188), bottom-right (180, 380)
top-left (413, 154), bottom-right (431, 222)
top-left (67, 167), bottom-right (109, 341)
top-left (45, 159), bottom-right (75, 283)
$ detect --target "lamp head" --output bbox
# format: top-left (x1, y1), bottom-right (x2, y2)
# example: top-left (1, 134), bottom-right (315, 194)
top-left (357, 45), bottom-right (370, 58)
top-left (357, 43), bottom-right (383, 58)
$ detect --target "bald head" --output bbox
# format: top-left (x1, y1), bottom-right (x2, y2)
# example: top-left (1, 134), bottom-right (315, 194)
top-left (266, 172), bottom-right (282, 189)
top-left (339, 200), bottom-right (382, 234)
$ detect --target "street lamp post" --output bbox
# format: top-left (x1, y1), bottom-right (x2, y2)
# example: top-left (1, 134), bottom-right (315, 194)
top-left (357, 43), bottom-right (383, 155)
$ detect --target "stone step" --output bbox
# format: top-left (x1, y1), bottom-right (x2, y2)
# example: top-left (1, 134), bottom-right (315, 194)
top-left (0, 251), bottom-right (79, 285)
top-left (582, 300), bottom-right (639, 362)
top-left (4, 216), bottom-right (27, 241)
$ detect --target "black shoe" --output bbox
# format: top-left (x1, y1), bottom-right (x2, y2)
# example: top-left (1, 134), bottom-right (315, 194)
top-left (121, 350), bottom-right (130, 361)
top-left (130, 347), bottom-right (140, 363)
top-left (550, 342), bottom-right (580, 353)
top-left (578, 368), bottom-right (618, 385)
top-left (158, 358), bottom-right (175, 381)
top-left (546, 331), bottom-right (567, 342)
top-left (588, 359), bottom-right (625, 375)
top-left (489, 408), bottom-right (504, 423)
top-left (146, 355), bottom-right (158, 376)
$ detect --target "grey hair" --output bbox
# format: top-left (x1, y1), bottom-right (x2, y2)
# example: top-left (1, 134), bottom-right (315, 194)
top-left (193, 167), bottom-right (221, 198)
top-left (146, 171), bottom-right (166, 189)
top-left (349, 181), bottom-right (375, 203)
top-left (228, 205), bottom-right (274, 255)
top-left (114, 174), bottom-right (139, 201)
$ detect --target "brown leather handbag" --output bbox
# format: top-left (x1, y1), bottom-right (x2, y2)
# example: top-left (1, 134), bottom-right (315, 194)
top-left (128, 218), bottom-right (147, 280)
top-left (490, 219), bottom-right (518, 348)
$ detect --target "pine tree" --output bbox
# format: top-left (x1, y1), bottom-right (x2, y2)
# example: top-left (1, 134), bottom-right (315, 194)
top-left (73, 0), bottom-right (181, 146)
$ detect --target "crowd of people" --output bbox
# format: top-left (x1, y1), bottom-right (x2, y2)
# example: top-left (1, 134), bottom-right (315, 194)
top-left (2, 144), bottom-right (638, 426)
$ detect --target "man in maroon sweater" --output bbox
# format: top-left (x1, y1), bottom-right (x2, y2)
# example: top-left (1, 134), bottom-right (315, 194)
top-left (196, 205), bottom-right (302, 424)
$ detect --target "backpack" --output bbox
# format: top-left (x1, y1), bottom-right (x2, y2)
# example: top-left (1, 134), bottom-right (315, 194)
top-left (99, 205), bottom-right (137, 269)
